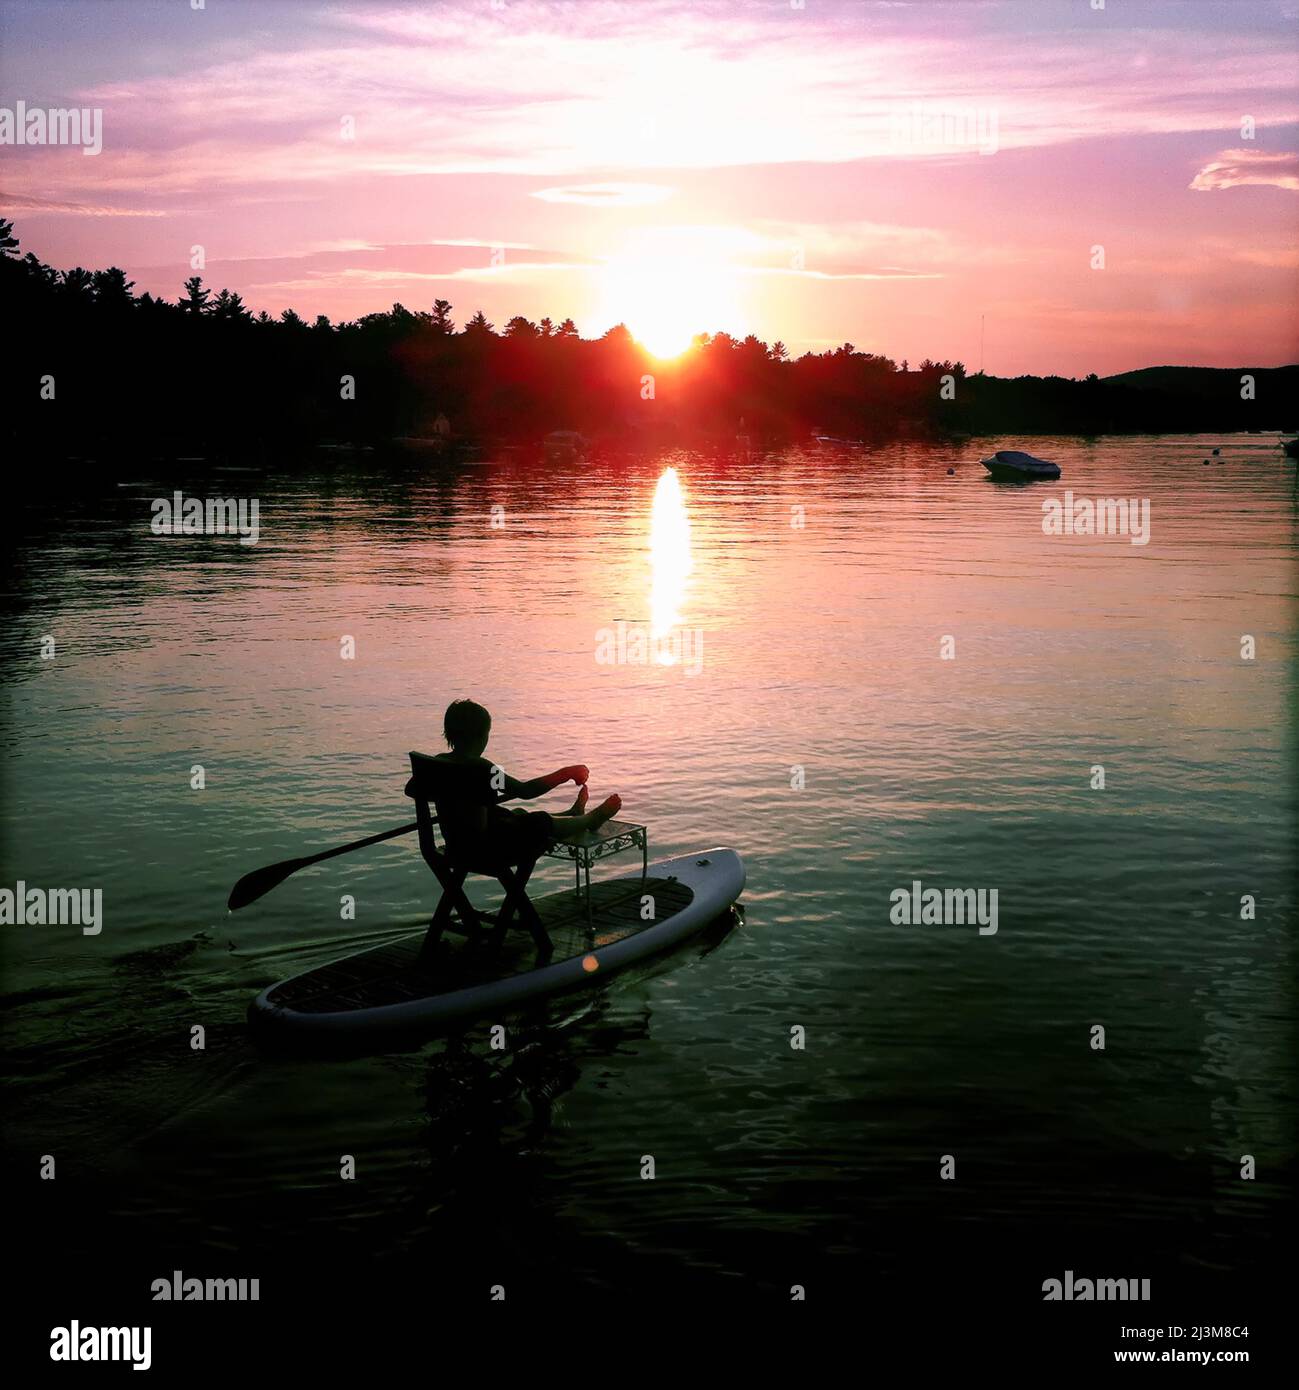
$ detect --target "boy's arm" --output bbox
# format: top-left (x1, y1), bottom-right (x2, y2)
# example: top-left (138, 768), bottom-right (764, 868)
top-left (492, 764), bottom-right (588, 802)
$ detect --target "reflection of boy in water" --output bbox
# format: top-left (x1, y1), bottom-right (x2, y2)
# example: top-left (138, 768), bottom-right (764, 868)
top-left (430, 699), bottom-right (621, 867)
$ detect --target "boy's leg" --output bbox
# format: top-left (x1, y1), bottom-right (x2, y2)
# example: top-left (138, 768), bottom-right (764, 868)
top-left (549, 795), bottom-right (621, 839)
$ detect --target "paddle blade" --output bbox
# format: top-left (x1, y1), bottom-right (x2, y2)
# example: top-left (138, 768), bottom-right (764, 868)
top-left (227, 857), bottom-right (305, 912)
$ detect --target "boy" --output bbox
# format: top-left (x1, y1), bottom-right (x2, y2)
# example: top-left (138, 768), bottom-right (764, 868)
top-left (427, 698), bottom-right (621, 867)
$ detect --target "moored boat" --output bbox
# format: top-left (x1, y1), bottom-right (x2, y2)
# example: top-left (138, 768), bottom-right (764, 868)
top-left (543, 429), bottom-right (589, 460)
top-left (981, 449), bottom-right (1061, 481)
top-left (390, 434), bottom-right (449, 454)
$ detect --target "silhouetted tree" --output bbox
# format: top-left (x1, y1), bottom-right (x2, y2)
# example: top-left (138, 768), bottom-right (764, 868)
top-left (431, 299), bottom-right (454, 333)
top-left (60, 267), bottom-right (95, 300)
top-left (211, 288), bottom-right (251, 320)
top-left (92, 267), bottom-right (135, 306)
top-left (181, 276), bottom-right (210, 315)
top-left (22, 252), bottom-right (58, 287)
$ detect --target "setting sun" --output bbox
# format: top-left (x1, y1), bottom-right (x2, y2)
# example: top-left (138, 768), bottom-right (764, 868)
top-left (597, 228), bottom-right (748, 357)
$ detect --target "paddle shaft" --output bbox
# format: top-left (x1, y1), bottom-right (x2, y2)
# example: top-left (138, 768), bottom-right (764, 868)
top-left (295, 820), bottom-right (418, 869)
top-left (227, 819), bottom-right (420, 910)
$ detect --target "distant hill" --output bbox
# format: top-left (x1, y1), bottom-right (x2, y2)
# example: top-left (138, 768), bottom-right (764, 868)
top-left (1106, 365), bottom-right (1299, 399)
top-left (947, 362), bottom-right (1299, 436)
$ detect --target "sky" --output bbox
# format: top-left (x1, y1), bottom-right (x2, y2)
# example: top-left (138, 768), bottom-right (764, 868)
top-left (1, 0), bottom-right (1297, 375)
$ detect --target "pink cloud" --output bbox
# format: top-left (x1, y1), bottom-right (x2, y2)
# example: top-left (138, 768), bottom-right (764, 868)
top-left (0, 190), bottom-right (168, 217)
top-left (532, 184), bottom-right (676, 207)
top-left (1190, 149), bottom-right (1299, 192)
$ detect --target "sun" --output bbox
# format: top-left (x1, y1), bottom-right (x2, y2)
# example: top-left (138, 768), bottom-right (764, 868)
top-left (597, 229), bottom-right (747, 358)
top-left (634, 304), bottom-right (697, 360)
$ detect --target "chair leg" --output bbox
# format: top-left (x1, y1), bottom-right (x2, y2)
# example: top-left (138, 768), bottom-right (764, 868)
top-left (440, 865), bottom-right (484, 931)
top-left (419, 867), bottom-right (481, 963)
top-left (497, 860), bottom-right (552, 959)
top-left (519, 898), bottom-right (551, 960)
top-left (447, 882), bottom-right (483, 936)
top-left (490, 878), bottom-right (518, 949)
top-left (417, 893), bottom-right (452, 965)
top-left (417, 909), bottom-right (447, 966)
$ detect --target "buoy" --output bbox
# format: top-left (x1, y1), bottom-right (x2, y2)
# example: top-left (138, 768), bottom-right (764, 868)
top-left (1212, 448), bottom-right (1220, 456)
top-left (947, 468), bottom-right (954, 475)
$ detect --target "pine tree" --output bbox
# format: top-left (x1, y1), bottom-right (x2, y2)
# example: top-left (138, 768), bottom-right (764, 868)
top-left (182, 276), bottom-right (211, 315)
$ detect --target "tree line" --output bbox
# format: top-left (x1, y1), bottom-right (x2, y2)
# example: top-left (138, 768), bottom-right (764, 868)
top-left (1, 218), bottom-right (1292, 460)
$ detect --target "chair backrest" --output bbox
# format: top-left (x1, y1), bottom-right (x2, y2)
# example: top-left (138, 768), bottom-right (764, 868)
top-left (407, 751), bottom-right (491, 867)
top-left (404, 759), bottom-right (445, 874)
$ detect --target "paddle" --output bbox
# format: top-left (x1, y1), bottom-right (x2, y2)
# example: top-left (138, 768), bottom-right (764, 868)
top-left (227, 820), bottom-right (419, 911)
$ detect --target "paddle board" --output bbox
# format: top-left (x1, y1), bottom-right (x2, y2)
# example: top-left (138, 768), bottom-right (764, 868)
top-left (249, 848), bottom-right (744, 1041)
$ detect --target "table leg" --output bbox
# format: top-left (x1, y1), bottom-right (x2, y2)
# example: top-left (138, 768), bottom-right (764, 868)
top-left (584, 857), bottom-right (593, 927)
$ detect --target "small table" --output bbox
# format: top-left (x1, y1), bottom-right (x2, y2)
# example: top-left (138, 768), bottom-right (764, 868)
top-left (543, 819), bottom-right (648, 924)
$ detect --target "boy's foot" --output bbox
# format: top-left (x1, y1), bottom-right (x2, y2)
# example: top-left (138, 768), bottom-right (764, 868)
top-left (565, 785), bottom-right (589, 816)
top-left (584, 794), bottom-right (621, 832)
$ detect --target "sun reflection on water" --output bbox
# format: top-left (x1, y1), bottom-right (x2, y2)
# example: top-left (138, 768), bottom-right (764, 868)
top-left (649, 466), bottom-right (692, 664)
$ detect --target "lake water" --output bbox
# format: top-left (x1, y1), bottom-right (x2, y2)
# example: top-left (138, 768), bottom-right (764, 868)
top-left (3, 435), bottom-right (1295, 1323)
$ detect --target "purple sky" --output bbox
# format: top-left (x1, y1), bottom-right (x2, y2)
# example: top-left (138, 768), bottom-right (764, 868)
top-left (2, 0), bottom-right (1296, 373)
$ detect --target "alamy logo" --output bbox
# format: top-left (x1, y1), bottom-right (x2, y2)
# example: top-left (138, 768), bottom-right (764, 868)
top-left (152, 1273), bottom-right (258, 1301)
top-left (1042, 491), bottom-right (1150, 545)
top-left (1, 101), bottom-right (102, 155)
top-left (1042, 1271), bottom-right (1151, 1300)
top-left (889, 102), bottom-right (999, 155)
top-left (1, 882), bottom-right (102, 935)
top-left (50, 1323), bottom-right (151, 1370)
top-left (151, 1270), bottom-right (260, 1300)
top-left (595, 621), bottom-right (704, 675)
top-left (151, 491), bottom-right (260, 545)
top-left (889, 879), bottom-right (999, 935)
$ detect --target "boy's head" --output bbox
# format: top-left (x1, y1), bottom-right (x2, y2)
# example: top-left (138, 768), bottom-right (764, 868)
top-left (444, 698), bottom-right (491, 753)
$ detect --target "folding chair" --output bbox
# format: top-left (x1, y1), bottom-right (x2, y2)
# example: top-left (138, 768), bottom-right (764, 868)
top-left (405, 752), bottom-right (553, 964)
